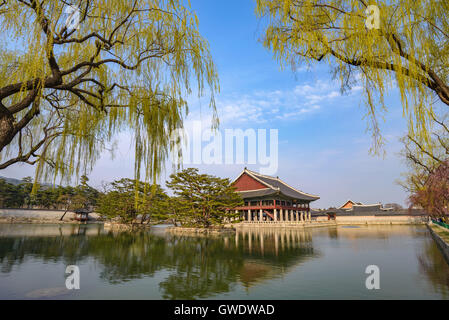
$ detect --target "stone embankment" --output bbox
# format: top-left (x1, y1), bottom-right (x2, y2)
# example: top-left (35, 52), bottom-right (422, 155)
top-left (239, 214), bottom-right (427, 228)
top-left (427, 223), bottom-right (449, 263)
top-left (0, 208), bottom-right (101, 224)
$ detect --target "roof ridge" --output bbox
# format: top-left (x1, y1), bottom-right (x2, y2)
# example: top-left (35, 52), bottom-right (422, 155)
top-left (352, 203), bottom-right (381, 207)
top-left (239, 168), bottom-right (319, 201)
top-left (275, 178), bottom-right (320, 199)
top-left (246, 168), bottom-right (319, 200)
top-left (245, 168), bottom-right (278, 180)
top-left (242, 169), bottom-right (277, 190)
top-left (338, 199), bottom-right (355, 209)
top-left (238, 187), bottom-right (273, 193)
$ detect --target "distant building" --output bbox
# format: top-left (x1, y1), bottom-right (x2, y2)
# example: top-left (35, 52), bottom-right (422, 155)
top-left (323, 199), bottom-right (404, 218)
top-left (338, 200), bottom-right (363, 210)
top-left (352, 203), bottom-right (382, 212)
top-left (338, 200), bottom-right (395, 212)
top-left (232, 168), bottom-right (319, 222)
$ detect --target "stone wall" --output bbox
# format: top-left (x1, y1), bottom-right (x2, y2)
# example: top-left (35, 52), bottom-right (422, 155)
top-left (427, 223), bottom-right (449, 264)
top-left (239, 215), bottom-right (427, 227)
top-left (0, 208), bottom-right (101, 223)
top-left (316, 215), bottom-right (427, 225)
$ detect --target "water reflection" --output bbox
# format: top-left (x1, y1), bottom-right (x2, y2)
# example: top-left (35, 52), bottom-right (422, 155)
top-left (0, 225), bottom-right (318, 299)
top-left (417, 237), bottom-right (449, 299)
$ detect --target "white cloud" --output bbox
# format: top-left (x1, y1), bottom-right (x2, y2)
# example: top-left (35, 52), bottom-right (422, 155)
top-left (185, 78), bottom-right (361, 126)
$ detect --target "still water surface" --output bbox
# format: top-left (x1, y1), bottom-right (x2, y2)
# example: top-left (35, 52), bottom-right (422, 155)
top-left (0, 224), bottom-right (448, 299)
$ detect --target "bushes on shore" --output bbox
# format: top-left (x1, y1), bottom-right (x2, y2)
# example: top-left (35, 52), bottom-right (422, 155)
top-left (2, 169), bottom-right (243, 228)
top-left (0, 175), bottom-right (99, 210)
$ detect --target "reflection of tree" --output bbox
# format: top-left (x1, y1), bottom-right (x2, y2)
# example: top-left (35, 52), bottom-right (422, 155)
top-left (0, 225), bottom-right (94, 273)
top-left (417, 238), bottom-right (449, 299)
top-left (88, 232), bottom-right (168, 283)
top-left (159, 237), bottom-right (245, 299)
top-left (0, 225), bottom-right (319, 299)
top-left (327, 227), bottom-right (338, 239)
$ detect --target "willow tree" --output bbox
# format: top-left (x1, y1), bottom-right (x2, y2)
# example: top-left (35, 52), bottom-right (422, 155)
top-left (0, 0), bottom-right (218, 183)
top-left (256, 0), bottom-right (449, 153)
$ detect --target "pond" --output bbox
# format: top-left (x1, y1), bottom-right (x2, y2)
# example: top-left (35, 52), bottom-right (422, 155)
top-left (0, 224), bottom-right (448, 299)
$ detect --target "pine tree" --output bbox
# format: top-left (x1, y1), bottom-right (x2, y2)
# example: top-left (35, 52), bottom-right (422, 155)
top-left (166, 168), bottom-right (243, 228)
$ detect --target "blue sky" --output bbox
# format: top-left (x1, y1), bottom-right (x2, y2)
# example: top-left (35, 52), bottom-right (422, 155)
top-left (1, 0), bottom-right (411, 209)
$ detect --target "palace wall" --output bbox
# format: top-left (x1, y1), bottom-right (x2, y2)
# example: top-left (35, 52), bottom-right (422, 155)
top-left (0, 208), bottom-right (101, 223)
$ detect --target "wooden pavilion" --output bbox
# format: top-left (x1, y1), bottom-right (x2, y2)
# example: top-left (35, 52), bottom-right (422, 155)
top-left (74, 208), bottom-right (90, 222)
top-left (232, 168), bottom-right (320, 223)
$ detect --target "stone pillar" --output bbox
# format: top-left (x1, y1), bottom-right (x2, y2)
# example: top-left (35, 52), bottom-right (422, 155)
top-left (248, 210), bottom-right (252, 222)
top-left (308, 212), bottom-right (311, 221)
top-left (274, 209), bottom-right (278, 222)
top-left (301, 211), bottom-right (304, 222)
top-left (259, 209), bottom-right (263, 222)
top-left (280, 208), bottom-right (283, 222)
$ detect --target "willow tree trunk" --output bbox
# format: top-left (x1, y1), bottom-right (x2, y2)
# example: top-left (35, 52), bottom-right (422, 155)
top-left (60, 208), bottom-right (69, 221)
top-left (0, 112), bottom-right (15, 153)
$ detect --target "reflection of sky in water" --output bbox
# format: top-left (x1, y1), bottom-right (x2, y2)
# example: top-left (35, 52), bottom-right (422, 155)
top-left (0, 224), bottom-right (448, 299)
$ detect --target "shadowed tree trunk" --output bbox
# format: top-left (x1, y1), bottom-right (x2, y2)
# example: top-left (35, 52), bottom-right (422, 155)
top-left (59, 209), bottom-right (69, 221)
top-left (0, 111), bottom-right (15, 152)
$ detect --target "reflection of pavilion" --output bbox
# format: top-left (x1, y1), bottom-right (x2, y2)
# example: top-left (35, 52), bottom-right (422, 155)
top-left (224, 227), bottom-right (319, 289)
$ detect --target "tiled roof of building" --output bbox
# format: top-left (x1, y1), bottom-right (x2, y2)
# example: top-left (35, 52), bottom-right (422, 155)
top-left (234, 168), bottom-right (320, 202)
top-left (237, 188), bottom-right (278, 198)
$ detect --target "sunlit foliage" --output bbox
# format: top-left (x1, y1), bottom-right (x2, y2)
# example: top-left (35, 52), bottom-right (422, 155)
top-left (97, 178), bottom-right (168, 224)
top-left (0, 0), bottom-right (218, 184)
top-left (256, 0), bottom-right (449, 153)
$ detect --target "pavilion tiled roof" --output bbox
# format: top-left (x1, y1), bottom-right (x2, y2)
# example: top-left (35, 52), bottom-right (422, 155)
top-left (237, 188), bottom-right (278, 198)
top-left (235, 169), bottom-right (320, 202)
